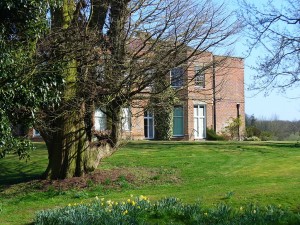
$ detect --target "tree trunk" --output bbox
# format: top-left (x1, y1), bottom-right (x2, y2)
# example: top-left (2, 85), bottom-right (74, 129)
top-left (42, 109), bottom-right (116, 179)
top-left (40, 0), bottom-right (126, 179)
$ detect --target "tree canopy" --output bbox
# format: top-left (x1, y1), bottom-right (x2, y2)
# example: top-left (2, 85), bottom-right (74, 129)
top-left (239, 0), bottom-right (300, 94)
top-left (0, 0), bottom-right (63, 158)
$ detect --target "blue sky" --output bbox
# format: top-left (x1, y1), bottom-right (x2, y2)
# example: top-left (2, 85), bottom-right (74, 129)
top-left (229, 0), bottom-right (300, 121)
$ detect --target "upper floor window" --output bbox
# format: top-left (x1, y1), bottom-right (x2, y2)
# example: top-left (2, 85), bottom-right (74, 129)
top-left (145, 69), bottom-right (155, 89)
top-left (171, 67), bottom-right (184, 87)
top-left (194, 66), bottom-right (205, 88)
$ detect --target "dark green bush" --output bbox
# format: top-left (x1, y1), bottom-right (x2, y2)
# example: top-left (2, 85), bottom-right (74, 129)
top-left (206, 128), bottom-right (225, 141)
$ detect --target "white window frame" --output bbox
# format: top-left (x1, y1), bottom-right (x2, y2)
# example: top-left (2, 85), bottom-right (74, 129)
top-left (94, 109), bottom-right (107, 131)
top-left (193, 104), bottom-right (206, 139)
top-left (194, 65), bottom-right (205, 88)
top-left (144, 111), bottom-right (155, 139)
top-left (122, 107), bottom-right (131, 131)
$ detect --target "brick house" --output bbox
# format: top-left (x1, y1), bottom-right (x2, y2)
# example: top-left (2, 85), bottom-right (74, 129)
top-left (32, 52), bottom-right (245, 141)
top-left (92, 52), bottom-right (245, 141)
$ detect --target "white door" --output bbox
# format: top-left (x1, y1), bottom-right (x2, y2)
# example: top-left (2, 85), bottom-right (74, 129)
top-left (144, 111), bottom-right (154, 139)
top-left (194, 105), bottom-right (206, 139)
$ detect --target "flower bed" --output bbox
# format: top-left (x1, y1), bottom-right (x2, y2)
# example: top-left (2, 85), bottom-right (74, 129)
top-left (35, 196), bottom-right (300, 225)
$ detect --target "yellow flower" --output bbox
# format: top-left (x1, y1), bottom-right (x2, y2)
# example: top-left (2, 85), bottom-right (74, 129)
top-left (253, 210), bottom-right (256, 214)
top-left (139, 195), bottom-right (148, 201)
top-left (127, 199), bottom-right (131, 203)
top-left (106, 200), bottom-right (112, 205)
top-left (240, 206), bottom-right (243, 211)
top-left (204, 212), bottom-right (208, 216)
top-left (122, 202), bottom-right (126, 205)
top-left (130, 194), bottom-right (134, 198)
top-left (68, 203), bottom-right (71, 207)
top-left (95, 196), bottom-right (99, 200)
top-left (131, 201), bottom-right (136, 206)
top-left (123, 210), bottom-right (128, 215)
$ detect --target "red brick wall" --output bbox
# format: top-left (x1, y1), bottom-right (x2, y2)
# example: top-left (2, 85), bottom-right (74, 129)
top-left (130, 53), bottom-right (245, 141)
top-left (214, 56), bottom-right (245, 137)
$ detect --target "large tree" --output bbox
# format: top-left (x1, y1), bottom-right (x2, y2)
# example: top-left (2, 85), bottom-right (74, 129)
top-left (238, 0), bottom-right (300, 93)
top-left (2, 0), bottom-right (238, 179)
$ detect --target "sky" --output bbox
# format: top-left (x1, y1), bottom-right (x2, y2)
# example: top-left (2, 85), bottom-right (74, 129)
top-left (229, 0), bottom-right (300, 121)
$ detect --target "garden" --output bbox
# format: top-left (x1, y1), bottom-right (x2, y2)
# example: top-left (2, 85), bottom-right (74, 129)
top-left (1, 141), bottom-right (300, 224)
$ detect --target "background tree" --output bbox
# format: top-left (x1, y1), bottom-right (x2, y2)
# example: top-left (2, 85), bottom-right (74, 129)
top-left (0, 0), bottom-right (62, 159)
top-left (238, 0), bottom-right (300, 93)
top-left (2, 0), bottom-right (239, 179)
top-left (245, 114), bottom-right (300, 141)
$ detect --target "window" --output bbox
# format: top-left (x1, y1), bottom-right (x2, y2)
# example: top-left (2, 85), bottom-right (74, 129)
top-left (170, 67), bottom-right (184, 87)
top-left (33, 129), bottom-right (41, 137)
top-left (94, 109), bottom-right (107, 131)
top-left (173, 106), bottom-right (184, 136)
top-left (95, 65), bottom-right (104, 82)
top-left (194, 66), bottom-right (205, 88)
top-left (144, 111), bottom-right (154, 139)
top-left (145, 69), bottom-right (155, 89)
top-left (122, 107), bottom-right (131, 131)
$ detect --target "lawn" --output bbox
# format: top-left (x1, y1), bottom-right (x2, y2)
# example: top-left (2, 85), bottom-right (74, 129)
top-left (0, 141), bottom-right (300, 224)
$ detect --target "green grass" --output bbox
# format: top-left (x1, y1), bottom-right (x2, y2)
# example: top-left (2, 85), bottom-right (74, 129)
top-left (1, 141), bottom-right (300, 224)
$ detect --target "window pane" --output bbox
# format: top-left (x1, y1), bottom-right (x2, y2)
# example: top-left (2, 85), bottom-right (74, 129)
top-left (174, 107), bottom-right (183, 116)
top-left (173, 117), bottom-right (183, 135)
top-left (122, 108), bottom-right (130, 131)
top-left (144, 118), bottom-right (148, 137)
top-left (173, 107), bottom-right (183, 136)
top-left (195, 66), bottom-right (205, 87)
top-left (95, 109), bottom-right (107, 131)
top-left (171, 67), bottom-right (184, 87)
top-left (149, 118), bottom-right (154, 138)
top-left (144, 110), bottom-right (154, 139)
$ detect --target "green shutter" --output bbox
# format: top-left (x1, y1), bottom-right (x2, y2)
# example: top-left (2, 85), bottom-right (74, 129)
top-left (173, 107), bottom-right (184, 136)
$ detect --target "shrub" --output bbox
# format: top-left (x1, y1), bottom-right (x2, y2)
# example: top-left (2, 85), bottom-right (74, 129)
top-left (206, 128), bottom-right (225, 141)
top-left (223, 117), bottom-right (242, 140)
top-left (260, 131), bottom-right (273, 141)
top-left (35, 196), bottom-right (300, 225)
top-left (244, 136), bottom-right (261, 141)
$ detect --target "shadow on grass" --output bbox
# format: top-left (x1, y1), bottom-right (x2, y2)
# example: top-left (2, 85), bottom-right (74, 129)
top-left (0, 143), bottom-right (48, 188)
top-left (0, 161), bottom-right (44, 188)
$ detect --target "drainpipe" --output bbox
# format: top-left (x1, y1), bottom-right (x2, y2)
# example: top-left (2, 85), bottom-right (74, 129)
top-left (236, 103), bottom-right (240, 140)
top-left (212, 56), bottom-right (216, 132)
